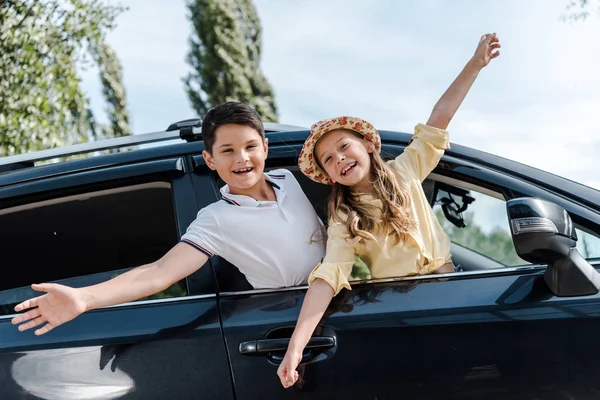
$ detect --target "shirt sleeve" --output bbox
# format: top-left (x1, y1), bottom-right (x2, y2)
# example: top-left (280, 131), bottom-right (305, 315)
top-left (391, 123), bottom-right (450, 182)
top-left (308, 221), bottom-right (356, 296)
top-left (419, 257), bottom-right (448, 275)
top-left (180, 207), bottom-right (222, 258)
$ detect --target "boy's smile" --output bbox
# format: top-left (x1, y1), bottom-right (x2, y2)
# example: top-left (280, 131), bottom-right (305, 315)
top-left (203, 124), bottom-right (274, 200)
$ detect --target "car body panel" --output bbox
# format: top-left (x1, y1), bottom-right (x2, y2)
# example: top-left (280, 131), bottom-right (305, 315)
top-left (0, 297), bottom-right (234, 400)
top-left (1, 127), bottom-right (599, 399)
top-left (221, 266), bottom-right (600, 399)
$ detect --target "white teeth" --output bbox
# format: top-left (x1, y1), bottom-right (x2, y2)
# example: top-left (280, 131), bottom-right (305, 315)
top-left (342, 162), bottom-right (356, 176)
top-left (234, 167), bottom-right (253, 173)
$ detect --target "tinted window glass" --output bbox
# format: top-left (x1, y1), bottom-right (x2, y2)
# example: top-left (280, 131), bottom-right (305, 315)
top-left (576, 228), bottom-right (600, 261)
top-left (432, 180), bottom-right (528, 267)
top-left (0, 181), bottom-right (187, 316)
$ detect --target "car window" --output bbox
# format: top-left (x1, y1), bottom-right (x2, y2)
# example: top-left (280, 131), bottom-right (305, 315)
top-left (430, 177), bottom-right (529, 267)
top-left (0, 179), bottom-right (187, 316)
top-left (576, 227), bottom-right (600, 261)
top-left (285, 164), bottom-right (527, 273)
top-left (429, 176), bottom-right (600, 267)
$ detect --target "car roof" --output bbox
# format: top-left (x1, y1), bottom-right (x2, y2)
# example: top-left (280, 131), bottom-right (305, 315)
top-left (0, 122), bottom-right (307, 188)
top-left (1, 126), bottom-right (598, 212)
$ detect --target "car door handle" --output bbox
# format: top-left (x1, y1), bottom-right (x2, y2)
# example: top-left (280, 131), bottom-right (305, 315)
top-left (238, 336), bottom-right (335, 355)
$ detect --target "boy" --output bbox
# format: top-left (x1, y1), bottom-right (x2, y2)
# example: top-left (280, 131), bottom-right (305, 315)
top-left (12, 102), bottom-right (326, 336)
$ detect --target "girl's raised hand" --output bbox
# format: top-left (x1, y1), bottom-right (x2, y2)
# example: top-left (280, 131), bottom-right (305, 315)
top-left (11, 283), bottom-right (88, 336)
top-left (472, 33), bottom-right (501, 69)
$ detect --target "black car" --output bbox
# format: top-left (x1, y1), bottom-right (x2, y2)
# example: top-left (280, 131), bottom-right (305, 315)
top-left (1, 120), bottom-right (600, 400)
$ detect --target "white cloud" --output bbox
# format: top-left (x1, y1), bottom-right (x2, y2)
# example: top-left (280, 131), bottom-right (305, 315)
top-left (253, 0), bottom-right (600, 186)
top-left (79, 0), bottom-right (194, 133)
top-left (82, 0), bottom-right (600, 190)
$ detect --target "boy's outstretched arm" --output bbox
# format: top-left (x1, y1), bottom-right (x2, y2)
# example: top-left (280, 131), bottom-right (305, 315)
top-left (427, 33), bottom-right (501, 130)
top-left (11, 243), bottom-right (208, 336)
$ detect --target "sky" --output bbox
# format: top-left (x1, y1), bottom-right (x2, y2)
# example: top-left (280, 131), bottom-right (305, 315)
top-left (80, 0), bottom-right (600, 190)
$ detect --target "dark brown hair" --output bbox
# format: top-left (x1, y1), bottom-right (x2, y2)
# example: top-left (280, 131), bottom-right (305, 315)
top-left (201, 102), bottom-right (264, 154)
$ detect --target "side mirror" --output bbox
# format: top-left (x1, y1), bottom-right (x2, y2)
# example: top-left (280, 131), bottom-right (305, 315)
top-left (507, 198), bottom-right (600, 297)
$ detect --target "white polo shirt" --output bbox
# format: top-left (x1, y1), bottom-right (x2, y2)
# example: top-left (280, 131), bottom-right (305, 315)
top-left (180, 169), bottom-right (326, 289)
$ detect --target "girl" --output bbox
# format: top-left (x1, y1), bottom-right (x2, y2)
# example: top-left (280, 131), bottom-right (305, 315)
top-left (277, 32), bottom-right (501, 388)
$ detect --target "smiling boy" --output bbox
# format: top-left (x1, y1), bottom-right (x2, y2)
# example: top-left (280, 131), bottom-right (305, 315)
top-left (12, 102), bottom-right (326, 335)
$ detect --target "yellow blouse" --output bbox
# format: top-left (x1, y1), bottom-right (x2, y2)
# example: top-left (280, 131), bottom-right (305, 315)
top-left (308, 123), bottom-right (452, 295)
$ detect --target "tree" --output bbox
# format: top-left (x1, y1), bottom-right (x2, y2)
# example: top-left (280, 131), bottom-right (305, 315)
top-left (435, 209), bottom-right (524, 266)
top-left (90, 40), bottom-right (132, 140)
top-left (184, 0), bottom-right (278, 121)
top-left (563, 0), bottom-right (600, 21)
top-left (0, 0), bottom-right (130, 157)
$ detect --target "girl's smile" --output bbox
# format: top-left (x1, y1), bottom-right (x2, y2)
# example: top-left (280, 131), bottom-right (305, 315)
top-left (315, 129), bottom-right (374, 192)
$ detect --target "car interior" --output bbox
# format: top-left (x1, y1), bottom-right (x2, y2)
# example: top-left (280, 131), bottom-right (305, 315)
top-left (0, 178), bottom-right (188, 316)
top-left (211, 163), bottom-right (515, 293)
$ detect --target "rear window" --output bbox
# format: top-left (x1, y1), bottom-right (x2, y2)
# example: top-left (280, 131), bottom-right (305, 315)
top-left (0, 180), bottom-right (187, 316)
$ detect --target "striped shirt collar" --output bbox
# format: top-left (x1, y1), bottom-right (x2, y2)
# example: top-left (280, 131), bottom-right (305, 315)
top-left (220, 172), bottom-right (286, 207)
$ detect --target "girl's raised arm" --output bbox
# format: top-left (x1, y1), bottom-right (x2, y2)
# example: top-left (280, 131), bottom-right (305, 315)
top-left (427, 33), bottom-right (500, 130)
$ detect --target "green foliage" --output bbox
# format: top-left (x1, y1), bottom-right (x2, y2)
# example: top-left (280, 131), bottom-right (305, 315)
top-left (139, 281), bottom-right (188, 300)
top-left (184, 0), bottom-right (278, 121)
top-left (90, 40), bottom-right (131, 140)
top-left (0, 0), bottom-right (130, 157)
top-left (435, 209), bottom-right (524, 266)
top-left (351, 254), bottom-right (371, 280)
top-left (109, 271), bottom-right (188, 301)
top-left (562, 0), bottom-right (600, 21)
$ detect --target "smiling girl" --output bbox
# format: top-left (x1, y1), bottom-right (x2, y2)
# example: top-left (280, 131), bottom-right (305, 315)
top-left (277, 32), bottom-right (501, 388)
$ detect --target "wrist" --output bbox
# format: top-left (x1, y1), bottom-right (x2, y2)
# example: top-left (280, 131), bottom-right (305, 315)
top-left (78, 288), bottom-right (96, 312)
top-left (466, 57), bottom-right (484, 72)
top-left (287, 337), bottom-right (307, 354)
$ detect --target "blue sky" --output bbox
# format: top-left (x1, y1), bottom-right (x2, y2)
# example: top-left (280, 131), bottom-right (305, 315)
top-left (80, 0), bottom-right (600, 190)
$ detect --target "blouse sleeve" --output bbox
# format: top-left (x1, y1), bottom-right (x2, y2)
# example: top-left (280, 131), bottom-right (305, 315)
top-left (308, 220), bottom-right (356, 296)
top-left (391, 123), bottom-right (450, 182)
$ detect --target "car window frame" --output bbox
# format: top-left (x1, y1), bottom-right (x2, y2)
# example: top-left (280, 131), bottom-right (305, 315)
top-left (0, 156), bottom-right (219, 320)
top-left (215, 144), bottom-right (600, 298)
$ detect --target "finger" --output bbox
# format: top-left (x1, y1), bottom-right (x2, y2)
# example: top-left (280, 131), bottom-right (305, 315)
top-left (283, 376), bottom-right (296, 389)
top-left (17, 316), bottom-right (46, 332)
top-left (484, 33), bottom-right (498, 45)
top-left (32, 283), bottom-right (59, 293)
top-left (285, 370), bottom-right (297, 387)
top-left (490, 43), bottom-right (501, 50)
top-left (491, 50), bottom-right (500, 59)
top-left (277, 365), bottom-right (286, 384)
top-left (278, 366), bottom-right (289, 387)
top-left (14, 296), bottom-right (40, 312)
top-left (35, 322), bottom-right (55, 336)
top-left (11, 308), bottom-right (41, 325)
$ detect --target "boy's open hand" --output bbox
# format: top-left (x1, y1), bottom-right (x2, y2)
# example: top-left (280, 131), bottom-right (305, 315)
top-left (472, 33), bottom-right (501, 69)
top-left (277, 348), bottom-right (302, 388)
top-left (11, 283), bottom-right (87, 335)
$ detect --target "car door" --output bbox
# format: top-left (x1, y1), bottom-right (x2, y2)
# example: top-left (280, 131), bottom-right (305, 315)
top-left (218, 146), bottom-right (600, 400)
top-left (0, 157), bottom-right (234, 400)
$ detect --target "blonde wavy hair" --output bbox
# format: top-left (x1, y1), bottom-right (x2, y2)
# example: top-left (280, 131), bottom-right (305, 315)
top-left (322, 133), bottom-right (416, 245)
